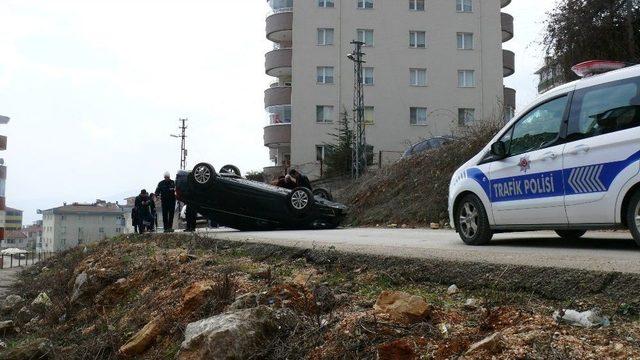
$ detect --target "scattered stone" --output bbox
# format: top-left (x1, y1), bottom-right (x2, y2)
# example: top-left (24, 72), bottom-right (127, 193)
top-left (430, 222), bottom-right (441, 229)
top-left (180, 281), bottom-right (215, 314)
top-left (0, 338), bottom-right (52, 360)
top-left (447, 284), bottom-right (459, 295)
top-left (31, 292), bottom-right (52, 312)
top-left (387, 224), bottom-right (398, 228)
top-left (553, 308), bottom-right (611, 328)
top-left (377, 339), bottom-right (416, 360)
top-left (229, 293), bottom-right (258, 310)
top-left (41, 266), bottom-right (49, 272)
top-left (313, 285), bottom-right (335, 312)
top-left (16, 306), bottom-right (32, 323)
top-left (334, 293), bottom-right (349, 304)
top-left (438, 323), bottom-right (450, 337)
top-left (0, 320), bottom-right (15, 335)
top-left (178, 306), bottom-right (288, 360)
top-left (374, 291), bottom-right (429, 324)
top-left (70, 272), bottom-right (88, 303)
top-left (465, 332), bottom-right (503, 355)
top-left (81, 325), bottom-right (96, 335)
top-left (401, 224), bottom-right (408, 229)
top-left (292, 269), bottom-right (319, 287)
top-left (2, 295), bottom-right (23, 313)
top-left (464, 298), bottom-right (480, 310)
top-left (0, 340), bottom-right (6, 349)
top-left (118, 317), bottom-right (165, 357)
top-left (177, 253), bottom-right (197, 264)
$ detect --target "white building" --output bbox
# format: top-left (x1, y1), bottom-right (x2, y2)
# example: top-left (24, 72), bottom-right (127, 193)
top-left (263, 0), bottom-right (516, 179)
top-left (40, 201), bottom-right (127, 252)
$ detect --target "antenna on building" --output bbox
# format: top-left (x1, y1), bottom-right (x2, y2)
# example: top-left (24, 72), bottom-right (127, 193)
top-left (348, 41), bottom-right (367, 179)
top-left (170, 118), bottom-right (188, 170)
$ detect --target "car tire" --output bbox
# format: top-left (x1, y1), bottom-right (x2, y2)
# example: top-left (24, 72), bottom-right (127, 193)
top-left (555, 230), bottom-right (587, 240)
top-left (455, 194), bottom-right (493, 245)
top-left (288, 187), bottom-right (314, 215)
top-left (626, 190), bottom-right (640, 247)
top-left (220, 164), bottom-right (241, 177)
top-left (191, 163), bottom-right (216, 188)
top-left (312, 188), bottom-right (333, 201)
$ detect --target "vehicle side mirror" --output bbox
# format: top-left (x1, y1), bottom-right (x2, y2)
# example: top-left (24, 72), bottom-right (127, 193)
top-left (490, 141), bottom-right (507, 159)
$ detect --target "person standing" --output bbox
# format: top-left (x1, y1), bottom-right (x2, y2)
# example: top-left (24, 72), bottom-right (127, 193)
top-left (155, 171), bottom-right (177, 233)
top-left (131, 207), bottom-right (139, 234)
top-left (135, 189), bottom-right (154, 234)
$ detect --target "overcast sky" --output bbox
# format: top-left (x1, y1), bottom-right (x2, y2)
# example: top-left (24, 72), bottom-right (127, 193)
top-left (0, 0), bottom-right (556, 223)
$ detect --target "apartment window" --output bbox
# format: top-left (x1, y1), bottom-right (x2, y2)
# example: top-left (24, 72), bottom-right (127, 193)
top-left (364, 106), bottom-right (375, 124)
top-left (362, 67), bottom-right (374, 85)
top-left (61, 226), bottom-right (67, 234)
top-left (61, 215), bottom-right (65, 221)
top-left (358, 0), bottom-right (374, 9)
top-left (316, 105), bottom-right (334, 123)
top-left (456, 0), bottom-right (472, 12)
top-left (317, 66), bottom-right (334, 84)
top-left (116, 228), bottom-right (121, 233)
top-left (410, 68), bottom-right (427, 86)
top-left (409, 0), bottom-right (425, 11)
top-left (99, 227), bottom-right (104, 233)
top-left (409, 31), bottom-right (426, 48)
top-left (316, 145), bottom-right (327, 161)
top-left (410, 107), bottom-right (428, 125)
top-left (357, 29), bottom-right (374, 46)
top-left (318, 0), bottom-right (334, 7)
top-left (317, 28), bottom-right (334, 45)
top-left (457, 32), bottom-right (474, 50)
top-left (458, 108), bottom-right (475, 126)
top-left (458, 70), bottom-right (475, 87)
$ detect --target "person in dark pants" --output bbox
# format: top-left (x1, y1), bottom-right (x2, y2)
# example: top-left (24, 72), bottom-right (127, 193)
top-left (155, 171), bottom-right (177, 233)
top-left (185, 204), bottom-right (197, 232)
top-left (289, 169), bottom-right (312, 190)
top-left (135, 189), bottom-right (154, 234)
top-left (131, 207), bottom-right (139, 234)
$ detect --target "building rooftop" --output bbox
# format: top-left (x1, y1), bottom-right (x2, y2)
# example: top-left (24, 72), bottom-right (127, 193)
top-left (5, 207), bottom-right (23, 213)
top-left (5, 230), bottom-right (27, 239)
top-left (43, 200), bottom-right (124, 216)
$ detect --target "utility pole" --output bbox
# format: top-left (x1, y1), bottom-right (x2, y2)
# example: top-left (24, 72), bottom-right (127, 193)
top-left (347, 40), bottom-right (367, 179)
top-left (170, 118), bottom-right (188, 170)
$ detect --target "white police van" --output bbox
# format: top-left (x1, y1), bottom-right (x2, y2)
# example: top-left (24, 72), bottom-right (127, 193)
top-left (449, 60), bottom-right (640, 246)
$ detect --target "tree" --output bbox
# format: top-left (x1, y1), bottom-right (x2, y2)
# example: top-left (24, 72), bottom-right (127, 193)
top-left (543, 0), bottom-right (640, 80)
top-left (245, 170), bottom-right (265, 182)
top-left (322, 110), bottom-right (353, 178)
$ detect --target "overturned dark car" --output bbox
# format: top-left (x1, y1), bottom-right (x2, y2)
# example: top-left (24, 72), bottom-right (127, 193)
top-left (175, 162), bottom-right (347, 231)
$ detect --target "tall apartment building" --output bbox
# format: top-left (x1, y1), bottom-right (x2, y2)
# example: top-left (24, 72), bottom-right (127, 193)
top-left (263, 0), bottom-right (516, 179)
top-left (3, 207), bottom-right (23, 231)
top-left (40, 201), bottom-right (127, 252)
top-left (0, 115), bottom-right (8, 243)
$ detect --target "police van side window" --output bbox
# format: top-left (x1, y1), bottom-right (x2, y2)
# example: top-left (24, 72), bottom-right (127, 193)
top-left (502, 95), bottom-right (568, 157)
top-left (567, 77), bottom-right (640, 140)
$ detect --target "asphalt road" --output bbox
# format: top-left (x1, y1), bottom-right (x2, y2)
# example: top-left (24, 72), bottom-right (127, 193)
top-left (204, 228), bottom-right (640, 274)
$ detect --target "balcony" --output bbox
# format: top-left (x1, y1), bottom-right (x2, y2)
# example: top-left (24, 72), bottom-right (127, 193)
top-left (501, 0), bottom-right (512, 7)
top-left (264, 124), bottom-right (291, 147)
top-left (264, 86), bottom-right (292, 108)
top-left (503, 87), bottom-right (516, 109)
top-left (503, 49), bottom-right (515, 77)
top-left (266, 11), bottom-right (293, 43)
top-left (0, 135), bottom-right (7, 151)
top-left (501, 13), bottom-right (513, 42)
top-left (265, 48), bottom-right (292, 77)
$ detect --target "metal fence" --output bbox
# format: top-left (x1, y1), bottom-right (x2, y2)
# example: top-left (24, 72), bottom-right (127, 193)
top-left (0, 252), bottom-right (54, 269)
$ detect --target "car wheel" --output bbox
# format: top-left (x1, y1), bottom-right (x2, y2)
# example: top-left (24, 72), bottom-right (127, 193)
top-left (312, 188), bottom-right (333, 201)
top-left (191, 163), bottom-right (216, 187)
top-left (220, 164), bottom-right (241, 177)
top-left (626, 190), bottom-right (640, 247)
top-left (555, 230), bottom-right (587, 240)
top-left (455, 194), bottom-right (493, 245)
top-left (288, 187), bottom-right (314, 214)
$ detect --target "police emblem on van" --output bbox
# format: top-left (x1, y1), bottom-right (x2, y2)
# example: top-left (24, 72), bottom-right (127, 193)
top-left (519, 156), bottom-right (530, 172)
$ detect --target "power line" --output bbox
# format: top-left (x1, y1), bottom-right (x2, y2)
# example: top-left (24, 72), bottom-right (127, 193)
top-left (170, 118), bottom-right (188, 170)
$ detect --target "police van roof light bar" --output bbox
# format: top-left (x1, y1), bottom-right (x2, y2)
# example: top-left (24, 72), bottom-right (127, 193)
top-left (571, 60), bottom-right (629, 78)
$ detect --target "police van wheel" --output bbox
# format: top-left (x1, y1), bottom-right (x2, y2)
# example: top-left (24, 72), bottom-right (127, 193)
top-left (455, 194), bottom-right (493, 245)
top-left (626, 190), bottom-right (640, 247)
top-left (555, 230), bottom-right (587, 240)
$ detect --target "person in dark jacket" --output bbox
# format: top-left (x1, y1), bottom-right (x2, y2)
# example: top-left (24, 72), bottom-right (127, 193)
top-left (131, 207), bottom-right (139, 234)
top-left (155, 171), bottom-right (176, 233)
top-left (135, 189), bottom-right (155, 234)
top-left (289, 169), bottom-right (312, 190)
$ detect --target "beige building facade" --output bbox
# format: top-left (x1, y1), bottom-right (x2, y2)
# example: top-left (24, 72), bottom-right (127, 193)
top-left (41, 201), bottom-right (127, 252)
top-left (264, 0), bottom-right (516, 179)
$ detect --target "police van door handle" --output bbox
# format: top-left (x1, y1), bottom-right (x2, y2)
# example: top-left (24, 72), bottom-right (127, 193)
top-left (570, 144), bottom-right (590, 155)
top-left (541, 151), bottom-right (557, 160)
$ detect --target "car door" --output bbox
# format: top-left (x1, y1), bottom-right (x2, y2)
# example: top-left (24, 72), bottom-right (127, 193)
top-left (489, 95), bottom-right (570, 226)
top-left (563, 76), bottom-right (640, 224)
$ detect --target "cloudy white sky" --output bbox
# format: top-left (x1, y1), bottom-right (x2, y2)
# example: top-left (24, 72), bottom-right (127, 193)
top-left (0, 0), bottom-right (556, 223)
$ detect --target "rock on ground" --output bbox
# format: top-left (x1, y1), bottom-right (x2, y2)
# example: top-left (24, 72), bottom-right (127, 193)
top-left (31, 292), bottom-right (52, 313)
top-left (70, 272), bottom-right (88, 303)
top-left (373, 291), bottom-right (429, 324)
top-left (0, 338), bottom-right (52, 360)
top-left (118, 317), bottom-right (165, 357)
top-left (178, 306), bottom-right (286, 360)
top-left (465, 332), bottom-right (503, 355)
top-left (377, 339), bottom-right (417, 360)
top-left (1, 295), bottom-right (23, 313)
